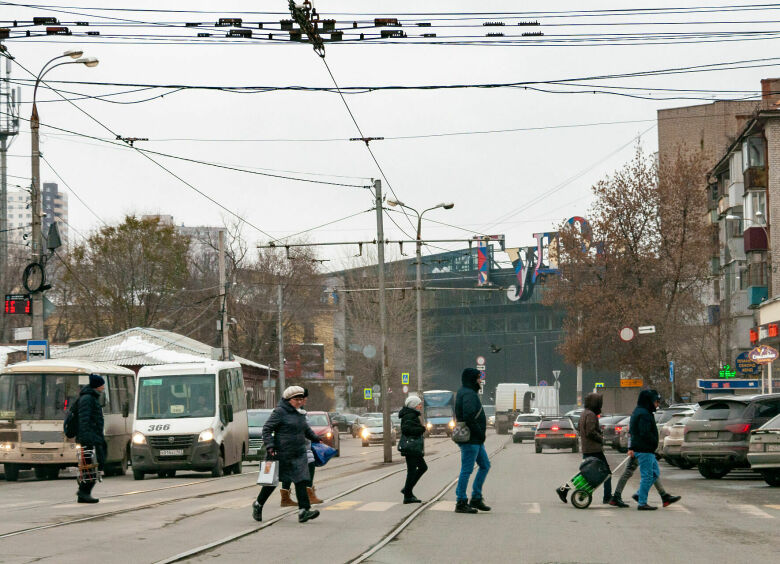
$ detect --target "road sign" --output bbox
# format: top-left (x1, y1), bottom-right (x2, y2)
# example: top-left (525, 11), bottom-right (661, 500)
top-left (479, 370), bottom-right (486, 380)
top-left (364, 388), bottom-right (372, 400)
top-left (539, 380), bottom-right (548, 386)
top-left (552, 370), bottom-right (561, 380)
top-left (401, 372), bottom-right (410, 385)
top-left (476, 356), bottom-right (486, 366)
top-left (402, 385), bottom-right (409, 394)
top-left (373, 397), bottom-right (379, 407)
top-left (347, 385), bottom-right (353, 394)
top-left (619, 326), bottom-right (635, 342)
top-left (620, 378), bottom-right (644, 387)
top-left (345, 375), bottom-right (354, 384)
top-left (595, 382), bottom-right (604, 388)
top-left (638, 325), bottom-right (656, 334)
top-left (27, 340), bottom-right (48, 361)
top-left (669, 360), bottom-right (675, 383)
top-left (476, 364), bottom-right (486, 371)
top-left (372, 384), bottom-right (381, 392)
top-left (748, 345), bottom-right (779, 364)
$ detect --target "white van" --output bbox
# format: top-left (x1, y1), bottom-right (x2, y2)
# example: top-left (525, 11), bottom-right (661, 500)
top-left (130, 361), bottom-right (249, 480)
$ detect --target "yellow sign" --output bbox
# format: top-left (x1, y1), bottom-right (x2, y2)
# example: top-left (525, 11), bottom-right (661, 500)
top-left (595, 382), bottom-right (604, 388)
top-left (620, 379), bottom-right (644, 387)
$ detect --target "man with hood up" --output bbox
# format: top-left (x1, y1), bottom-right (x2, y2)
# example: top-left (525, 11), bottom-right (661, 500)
top-left (453, 367), bottom-right (491, 514)
top-left (631, 389), bottom-right (663, 510)
top-left (555, 392), bottom-right (612, 504)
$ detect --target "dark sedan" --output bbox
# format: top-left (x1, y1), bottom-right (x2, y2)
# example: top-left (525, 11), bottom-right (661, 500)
top-left (246, 409), bottom-right (273, 462)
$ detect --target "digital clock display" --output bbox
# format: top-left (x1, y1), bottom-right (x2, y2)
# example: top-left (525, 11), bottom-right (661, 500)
top-left (4, 294), bottom-right (31, 315)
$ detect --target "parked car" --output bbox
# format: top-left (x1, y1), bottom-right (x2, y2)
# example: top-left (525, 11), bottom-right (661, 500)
top-left (391, 412), bottom-right (401, 434)
top-left (565, 408), bottom-right (584, 428)
top-left (682, 393), bottom-right (780, 479)
top-left (246, 409), bottom-right (273, 462)
top-left (342, 413), bottom-right (359, 434)
top-left (657, 411), bottom-right (695, 455)
top-left (535, 418), bottom-right (578, 453)
top-left (611, 416), bottom-right (630, 452)
top-left (307, 411), bottom-right (340, 456)
top-left (663, 416), bottom-right (695, 469)
top-left (656, 406), bottom-right (697, 436)
top-left (747, 413), bottom-right (780, 486)
top-left (512, 414), bottom-right (542, 443)
top-left (329, 412), bottom-right (348, 433)
top-left (359, 418), bottom-right (397, 447)
top-left (599, 415), bottom-right (629, 449)
top-left (483, 405), bottom-right (496, 427)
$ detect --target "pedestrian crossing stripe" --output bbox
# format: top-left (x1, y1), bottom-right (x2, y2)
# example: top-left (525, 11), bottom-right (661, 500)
top-left (519, 502), bottom-right (540, 514)
top-left (430, 501), bottom-right (455, 511)
top-left (734, 504), bottom-right (773, 519)
top-left (324, 501), bottom-right (362, 511)
top-left (765, 504), bottom-right (780, 510)
top-left (664, 503), bottom-right (690, 513)
top-left (357, 501), bottom-right (397, 512)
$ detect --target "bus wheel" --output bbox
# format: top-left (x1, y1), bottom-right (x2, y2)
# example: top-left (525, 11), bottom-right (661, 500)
top-left (113, 450), bottom-right (129, 476)
top-left (3, 463), bottom-right (19, 481)
top-left (232, 459), bottom-right (243, 475)
top-left (212, 455), bottom-right (225, 478)
top-left (34, 466), bottom-right (49, 480)
top-left (46, 466), bottom-right (60, 480)
top-left (132, 469), bottom-right (145, 481)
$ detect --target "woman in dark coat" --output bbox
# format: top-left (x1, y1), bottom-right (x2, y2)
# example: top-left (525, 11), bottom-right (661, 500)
top-left (76, 374), bottom-right (107, 504)
top-left (253, 386), bottom-right (321, 523)
top-left (399, 395), bottom-right (427, 504)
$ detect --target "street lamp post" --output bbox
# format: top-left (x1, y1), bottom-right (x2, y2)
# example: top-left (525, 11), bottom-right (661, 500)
top-left (386, 198), bottom-right (454, 403)
top-left (30, 51), bottom-right (98, 339)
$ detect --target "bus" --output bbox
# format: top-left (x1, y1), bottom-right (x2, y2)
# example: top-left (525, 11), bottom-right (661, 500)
top-left (422, 390), bottom-right (455, 436)
top-left (130, 361), bottom-right (248, 479)
top-left (0, 359), bottom-right (136, 481)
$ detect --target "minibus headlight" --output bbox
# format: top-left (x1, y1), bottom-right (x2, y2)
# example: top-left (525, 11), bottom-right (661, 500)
top-left (448, 420), bottom-right (456, 429)
top-left (426, 422), bottom-right (433, 429)
top-left (198, 429), bottom-right (214, 442)
top-left (131, 432), bottom-right (146, 445)
top-left (0, 442), bottom-right (13, 450)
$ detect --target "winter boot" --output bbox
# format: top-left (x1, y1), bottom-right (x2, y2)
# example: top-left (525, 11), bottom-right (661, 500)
top-left (661, 494), bottom-right (681, 507)
top-left (77, 483), bottom-right (99, 504)
top-left (279, 488), bottom-right (297, 507)
top-left (454, 500), bottom-right (478, 514)
top-left (307, 486), bottom-right (323, 504)
top-left (252, 501), bottom-right (263, 522)
top-left (298, 508), bottom-right (320, 523)
top-left (469, 497), bottom-right (492, 511)
top-left (555, 486), bottom-right (569, 504)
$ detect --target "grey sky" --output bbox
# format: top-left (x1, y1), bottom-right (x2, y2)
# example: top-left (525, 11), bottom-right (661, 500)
top-left (1, 0), bottom-right (777, 270)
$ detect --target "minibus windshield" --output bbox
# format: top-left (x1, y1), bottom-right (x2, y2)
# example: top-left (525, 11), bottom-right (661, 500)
top-left (0, 373), bottom-right (80, 420)
top-left (137, 374), bottom-right (215, 420)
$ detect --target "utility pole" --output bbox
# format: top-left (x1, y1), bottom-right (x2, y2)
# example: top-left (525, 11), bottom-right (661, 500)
top-left (0, 53), bottom-right (20, 342)
top-left (534, 335), bottom-right (539, 387)
top-left (218, 230), bottom-right (229, 361)
top-left (277, 283), bottom-right (286, 396)
top-left (30, 87), bottom-right (44, 339)
top-left (374, 179), bottom-right (392, 463)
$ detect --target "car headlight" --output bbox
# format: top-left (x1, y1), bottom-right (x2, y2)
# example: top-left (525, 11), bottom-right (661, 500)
top-left (0, 442), bottom-right (13, 450)
top-left (426, 422), bottom-right (433, 429)
top-left (448, 420), bottom-right (456, 429)
top-left (131, 432), bottom-right (146, 445)
top-left (198, 429), bottom-right (214, 442)
top-left (326, 431), bottom-right (332, 438)
top-left (361, 429), bottom-right (370, 439)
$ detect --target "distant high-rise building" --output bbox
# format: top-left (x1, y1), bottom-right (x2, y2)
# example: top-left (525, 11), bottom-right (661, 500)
top-left (42, 182), bottom-right (68, 247)
top-left (5, 182), bottom-right (69, 248)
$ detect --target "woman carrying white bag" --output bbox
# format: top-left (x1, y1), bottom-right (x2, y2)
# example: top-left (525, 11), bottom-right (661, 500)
top-left (253, 386), bottom-right (322, 523)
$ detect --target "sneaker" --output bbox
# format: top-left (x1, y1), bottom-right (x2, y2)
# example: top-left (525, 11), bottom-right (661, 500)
top-left (637, 504), bottom-right (657, 511)
top-left (403, 496), bottom-right (422, 504)
top-left (556, 486), bottom-right (569, 504)
top-left (609, 496), bottom-right (629, 508)
top-left (455, 500), bottom-right (478, 514)
top-left (632, 494), bottom-right (639, 503)
top-left (469, 498), bottom-right (492, 511)
top-left (662, 494), bottom-right (681, 508)
top-left (252, 501), bottom-right (262, 522)
top-left (298, 508), bottom-right (320, 523)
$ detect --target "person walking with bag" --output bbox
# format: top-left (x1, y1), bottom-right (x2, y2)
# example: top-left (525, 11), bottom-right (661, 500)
top-left (631, 389), bottom-right (664, 511)
top-left (454, 368), bottom-right (491, 514)
top-left (399, 396), bottom-right (427, 504)
top-left (253, 386), bottom-right (321, 523)
top-left (279, 388), bottom-right (322, 507)
top-left (75, 374), bottom-right (107, 504)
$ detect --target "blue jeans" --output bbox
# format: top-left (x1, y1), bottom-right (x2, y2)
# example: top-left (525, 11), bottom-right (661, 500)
top-left (456, 443), bottom-right (490, 502)
top-left (635, 452), bottom-right (660, 506)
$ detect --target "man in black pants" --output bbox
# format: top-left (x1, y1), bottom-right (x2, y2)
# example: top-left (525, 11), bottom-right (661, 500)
top-left (557, 392), bottom-right (611, 504)
top-left (76, 374), bottom-right (107, 504)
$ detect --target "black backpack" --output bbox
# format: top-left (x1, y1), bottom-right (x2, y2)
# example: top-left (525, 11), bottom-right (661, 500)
top-left (64, 396), bottom-right (80, 438)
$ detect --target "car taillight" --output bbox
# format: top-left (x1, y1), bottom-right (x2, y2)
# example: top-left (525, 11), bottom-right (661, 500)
top-left (536, 433), bottom-right (547, 438)
top-left (564, 433), bottom-right (576, 438)
top-left (513, 423), bottom-right (520, 427)
top-left (614, 426), bottom-right (622, 433)
top-left (551, 426), bottom-right (559, 431)
top-left (725, 423), bottom-right (751, 435)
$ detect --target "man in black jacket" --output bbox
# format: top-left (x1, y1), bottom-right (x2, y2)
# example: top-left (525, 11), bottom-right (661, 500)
top-left (454, 367), bottom-right (491, 514)
top-left (630, 389), bottom-right (662, 511)
top-left (76, 374), bottom-right (106, 503)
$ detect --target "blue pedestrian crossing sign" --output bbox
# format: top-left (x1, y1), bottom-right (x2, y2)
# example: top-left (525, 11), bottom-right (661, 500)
top-left (364, 388), bottom-right (372, 400)
top-left (401, 372), bottom-right (410, 385)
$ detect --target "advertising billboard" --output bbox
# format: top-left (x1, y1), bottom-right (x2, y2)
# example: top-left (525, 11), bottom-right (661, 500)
top-left (284, 343), bottom-right (325, 380)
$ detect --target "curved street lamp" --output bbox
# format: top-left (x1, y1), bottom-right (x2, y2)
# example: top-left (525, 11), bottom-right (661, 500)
top-left (30, 51), bottom-right (99, 338)
top-left (386, 198), bottom-right (454, 401)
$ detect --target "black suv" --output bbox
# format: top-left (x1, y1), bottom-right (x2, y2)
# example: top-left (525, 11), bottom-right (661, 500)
top-left (681, 393), bottom-right (780, 479)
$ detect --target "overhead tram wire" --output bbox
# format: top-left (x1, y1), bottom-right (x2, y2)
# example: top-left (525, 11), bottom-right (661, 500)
top-left (40, 154), bottom-right (107, 226)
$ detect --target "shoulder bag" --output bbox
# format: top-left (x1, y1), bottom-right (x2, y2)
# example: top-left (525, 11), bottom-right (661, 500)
top-left (398, 434), bottom-right (424, 456)
top-left (452, 407), bottom-right (483, 444)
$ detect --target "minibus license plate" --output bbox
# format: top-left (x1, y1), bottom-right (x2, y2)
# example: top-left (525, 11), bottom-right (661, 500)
top-left (159, 449), bottom-right (183, 456)
top-left (767, 444), bottom-right (780, 452)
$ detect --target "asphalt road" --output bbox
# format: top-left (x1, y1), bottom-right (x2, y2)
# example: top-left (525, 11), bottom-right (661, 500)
top-left (1, 431), bottom-right (779, 563)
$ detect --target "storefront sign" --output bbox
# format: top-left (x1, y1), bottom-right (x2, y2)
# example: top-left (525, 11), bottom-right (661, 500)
top-left (748, 345), bottom-right (779, 365)
top-left (735, 352), bottom-right (761, 375)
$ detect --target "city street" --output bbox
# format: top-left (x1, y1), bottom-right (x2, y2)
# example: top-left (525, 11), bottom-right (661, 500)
top-left (1, 431), bottom-right (778, 564)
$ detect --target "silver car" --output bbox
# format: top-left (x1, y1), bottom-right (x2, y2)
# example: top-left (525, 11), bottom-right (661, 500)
top-left (748, 413), bottom-right (780, 487)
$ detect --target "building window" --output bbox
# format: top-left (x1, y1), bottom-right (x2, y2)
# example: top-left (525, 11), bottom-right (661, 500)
top-left (750, 191), bottom-right (767, 225)
top-left (742, 136), bottom-right (766, 170)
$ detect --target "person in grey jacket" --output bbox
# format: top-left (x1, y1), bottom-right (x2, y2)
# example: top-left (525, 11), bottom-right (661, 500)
top-left (252, 386), bottom-right (321, 523)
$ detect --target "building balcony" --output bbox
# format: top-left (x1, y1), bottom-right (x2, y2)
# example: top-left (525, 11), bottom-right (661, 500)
top-left (744, 167), bottom-right (768, 190)
top-left (744, 226), bottom-right (768, 252)
top-left (748, 286), bottom-right (768, 307)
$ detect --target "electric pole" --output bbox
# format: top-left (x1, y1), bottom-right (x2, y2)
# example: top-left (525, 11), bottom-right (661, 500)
top-left (218, 229), bottom-right (229, 361)
top-left (30, 86), bottom-right (43, 339)
top-left (277, 283), bottom-right (286, 396)
top-left (374, 179), bottom-right (392, 463)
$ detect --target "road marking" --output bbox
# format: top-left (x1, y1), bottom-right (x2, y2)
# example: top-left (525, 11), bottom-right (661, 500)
top-left (765, 504), bottom-right (780, 510)
top-left (323, 501), bottom-right (361, 511)
top-left (734, 504), bottom-right (774, 519)
top-left (592, 509), bottom-right (611, 516)
top-left (519, 502), bottom-right (541, 514)
top-left (664, 503), bottom-right (690, 513)
top-left (429, 501), bottom-right (456, 512)
top-left (357, 502), bottom-right (397, 512)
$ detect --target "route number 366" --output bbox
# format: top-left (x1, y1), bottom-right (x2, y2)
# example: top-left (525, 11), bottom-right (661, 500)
top-left (147, 424), bottom-right (171, 432)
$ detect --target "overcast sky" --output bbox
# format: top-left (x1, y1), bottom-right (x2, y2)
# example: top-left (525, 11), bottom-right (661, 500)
top-left (1, 1), bottom-right (777, 270)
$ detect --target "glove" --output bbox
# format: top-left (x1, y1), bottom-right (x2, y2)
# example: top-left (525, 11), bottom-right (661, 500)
top-left (266, 447), bottom-right (277, 459)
